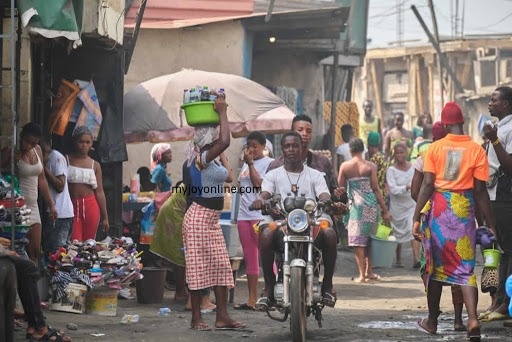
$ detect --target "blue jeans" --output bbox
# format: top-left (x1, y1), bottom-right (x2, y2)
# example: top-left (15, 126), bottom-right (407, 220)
top-left (42, 216), bottom-right (73, 257)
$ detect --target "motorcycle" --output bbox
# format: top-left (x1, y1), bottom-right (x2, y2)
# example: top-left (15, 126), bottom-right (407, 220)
top-left (251, 194), bottom-right (334, 342)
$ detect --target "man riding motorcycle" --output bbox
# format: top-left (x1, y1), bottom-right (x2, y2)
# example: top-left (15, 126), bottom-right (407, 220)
top-left (253, 131), bottom-right (343, 310)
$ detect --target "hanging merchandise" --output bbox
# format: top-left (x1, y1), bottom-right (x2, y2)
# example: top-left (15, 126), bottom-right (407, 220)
top-left (140, 201), bottom-right (157, 244)
top-left (48, 79), bottom-right (80, 136)
top-left (72, 80), bottom-right (103, 140)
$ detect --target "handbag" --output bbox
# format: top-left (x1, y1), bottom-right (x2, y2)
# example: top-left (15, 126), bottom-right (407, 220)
top-left (481, 267), bottom-right (499, 293)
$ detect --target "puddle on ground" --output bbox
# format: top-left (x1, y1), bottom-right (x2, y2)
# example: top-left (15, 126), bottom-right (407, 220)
top-left (356, 316), bottom-right (504, 341)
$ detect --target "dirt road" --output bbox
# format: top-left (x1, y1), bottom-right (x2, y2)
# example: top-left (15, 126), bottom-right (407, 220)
top-left (14, 246), bottom-right (512, 341)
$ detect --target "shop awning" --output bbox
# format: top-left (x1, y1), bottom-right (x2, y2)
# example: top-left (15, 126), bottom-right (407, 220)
top-left (18, 0), bottom-right (83, 48)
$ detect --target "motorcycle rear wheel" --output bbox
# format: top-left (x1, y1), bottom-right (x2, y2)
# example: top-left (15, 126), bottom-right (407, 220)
top-left (290, 266), bottom-right (306, 342)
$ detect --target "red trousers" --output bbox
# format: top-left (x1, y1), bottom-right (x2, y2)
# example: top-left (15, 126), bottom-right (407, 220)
top-left (71, 194), bottom-right (100, 242)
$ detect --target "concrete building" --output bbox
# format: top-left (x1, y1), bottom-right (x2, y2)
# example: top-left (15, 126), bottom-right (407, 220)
top-left (122, 1), bottom-right (357, 186)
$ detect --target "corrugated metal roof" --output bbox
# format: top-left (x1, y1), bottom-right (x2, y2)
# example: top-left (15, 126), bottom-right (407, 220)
top-left (254, 0), bottom-right (338, 12)
top-left (125, 0), bottom-right (254, 28)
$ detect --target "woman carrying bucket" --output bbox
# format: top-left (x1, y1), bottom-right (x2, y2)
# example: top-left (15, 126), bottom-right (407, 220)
top-left (338, 138), bottom-right (391, 283)
top-left (182, 92), bottom-right (246, 331)
top-left (412, 103), bottom-right (496, 340)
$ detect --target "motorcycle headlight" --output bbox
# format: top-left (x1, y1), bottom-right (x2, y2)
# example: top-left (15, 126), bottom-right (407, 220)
top-left (287, 209), bottom-right (309, 233)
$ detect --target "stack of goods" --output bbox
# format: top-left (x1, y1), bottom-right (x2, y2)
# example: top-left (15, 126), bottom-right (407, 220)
top-left (47, 237), bottom-right (142, 300)
top-left (181, 86), bottom-right (224, 126)
top-left (182, 86), bottom-right (223, 104)
top-left (0, 175), bottom-right (31, 256)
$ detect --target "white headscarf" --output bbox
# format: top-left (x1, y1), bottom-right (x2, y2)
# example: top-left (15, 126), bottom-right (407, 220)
top-left (150, 143), bottom-right (171, 170)
top-left (185, 126), bottom-right (220, 167)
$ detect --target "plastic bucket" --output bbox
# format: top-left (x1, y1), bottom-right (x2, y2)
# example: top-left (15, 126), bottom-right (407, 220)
top-left (375, 224), bottom-right (392, 240)
top-left (370, 235), bottom-right (398, 268)
top-left (50, 283), bottom-right (87, 314)
top-left (220, 219), bottom-right (241, 258)
top-left (483, 248), bottom-right (501, 269)
top-left (181, 101), bottom-right (220, 126)
top-left (136, 268), bottom-right (166, 304)
top-left (86, 288), bottom-right (119, 316)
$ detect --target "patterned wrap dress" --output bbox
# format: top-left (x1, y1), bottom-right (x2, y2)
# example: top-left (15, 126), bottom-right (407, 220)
top-left (346, 177), bottom-right (379, 247)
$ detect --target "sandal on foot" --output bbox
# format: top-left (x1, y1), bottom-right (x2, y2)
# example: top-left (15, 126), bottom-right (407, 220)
top-left (477, 310), bottom-right (492, 320)
top-left (190, 322), bottom-right (211, 331)
top-left (417, 317), bottom-right (436, 335)
top-left (215, 321), bottom-right (249, 331)
top-left (366, 274), bottom-right (381, 281)
top-left (467, 326), bottom-right (481, 341)
top-left (30, 326), bottom-right (68, 342)
top-left (254, 297), bottom-right (274, 311)
top-left (454, 324), bottom-right (467, 332)
top-left (480, 311), bottom-right (509, 322)
top-left (234, 303), bottom-right (255, 311)
top-left (321, 290), bottom-right (337, 308)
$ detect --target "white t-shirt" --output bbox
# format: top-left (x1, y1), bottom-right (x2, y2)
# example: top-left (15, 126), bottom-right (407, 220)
top-left (238, 156), bottom-right (273, 220)
top-left (486, 115), bottom-right (512, 200)
top-left (336, 143), bottom-right (367, 162)
top-left (413, 156), bottom-right (424, 172)
top-left (47, 150), bottom-right (74, 218)
top-left (261, 165), bottom-right (330, 202)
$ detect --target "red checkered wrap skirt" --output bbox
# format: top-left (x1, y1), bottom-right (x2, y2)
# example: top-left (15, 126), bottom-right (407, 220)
top-left (183, 202), bottom-right (234, 290)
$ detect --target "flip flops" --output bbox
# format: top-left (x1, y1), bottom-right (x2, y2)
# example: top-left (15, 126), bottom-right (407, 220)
top-left (190, 322), bottom-right (211, 331)
top-left (477, 310), bottom-right (492, 320)
top-left (366, 274), bottom-right (381, 281)
top-left (480, 311), bottom-right (509, 322)
top-left (215, 321), bottom-right (249, 331)
top-left (417, 317), bottom-right (436, 335)
top-left (254, 296), bottom-right (273, 311)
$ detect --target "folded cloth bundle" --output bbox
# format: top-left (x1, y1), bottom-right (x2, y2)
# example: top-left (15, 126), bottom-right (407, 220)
top-left (476, 227), bottom-right (497, 250)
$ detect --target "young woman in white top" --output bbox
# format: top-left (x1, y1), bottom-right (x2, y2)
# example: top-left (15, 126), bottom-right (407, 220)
top-left (234, 131), bottom-right (273, 310)
top-left (67, 126), bottom-right (109, 241)
top-left (0, 122), bottom-right (57, 265)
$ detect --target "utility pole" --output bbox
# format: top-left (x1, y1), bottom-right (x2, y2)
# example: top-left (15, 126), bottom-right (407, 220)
top-left (411, 5), bottom-right (464, 94)
top-left (428, 0), bottom-right (444, 106)
top-left (397, 0), bottom-right (404, 46)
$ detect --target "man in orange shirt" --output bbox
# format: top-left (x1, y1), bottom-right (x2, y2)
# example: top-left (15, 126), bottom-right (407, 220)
top-left (412, 102), bottom-right (496, 340)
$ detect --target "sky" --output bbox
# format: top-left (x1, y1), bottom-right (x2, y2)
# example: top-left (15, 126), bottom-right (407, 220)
top-left (367, 0), bottom-right (512, 48)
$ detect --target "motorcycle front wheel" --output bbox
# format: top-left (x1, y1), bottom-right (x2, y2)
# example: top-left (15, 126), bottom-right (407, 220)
top-left (290, 266), bottom-right (306, 342)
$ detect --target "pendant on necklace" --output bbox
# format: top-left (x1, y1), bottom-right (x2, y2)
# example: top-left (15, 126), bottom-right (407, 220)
top-left (291, 184), bottom-right (298, 194)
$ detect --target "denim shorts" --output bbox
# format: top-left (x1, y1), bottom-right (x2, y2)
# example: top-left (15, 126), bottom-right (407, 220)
top-left (42, 216), bottom-right (74, 255)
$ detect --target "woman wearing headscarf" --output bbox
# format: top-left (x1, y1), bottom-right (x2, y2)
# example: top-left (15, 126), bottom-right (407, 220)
top-left (411, 121), bottom-right (466, 331)
top-left (67, 126), bottom-right (109, 241)
top-left (150, 143), bottom-right (172, 192)
top-left (413, 103), bottom-right (496, 339)
top-left (182, 93), bottom-right (246, 331)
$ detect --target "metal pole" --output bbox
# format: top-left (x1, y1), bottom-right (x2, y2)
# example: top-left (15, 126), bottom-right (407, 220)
top-left (265, 0), bottom-right (276, 23)
top-left (428, 0), bottom-right (444, 106)
top-left (330, 54), bottom-right (339, 163)
top-left (10, 0), bottom-right (16, 249)
top-left (411, 5), bottom-right (464, 94)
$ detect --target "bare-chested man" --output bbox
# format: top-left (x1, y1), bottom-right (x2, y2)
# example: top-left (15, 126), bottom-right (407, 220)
top-left (383, 112), bottom-right (413, 161)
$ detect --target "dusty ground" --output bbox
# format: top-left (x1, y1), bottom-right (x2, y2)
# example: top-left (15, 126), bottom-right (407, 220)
top-left (14, 245), bottom-right (512, 342)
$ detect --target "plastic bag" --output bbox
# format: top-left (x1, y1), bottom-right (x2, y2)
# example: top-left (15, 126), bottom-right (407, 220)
top-left (140, 201), bottom-right (157, 244)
